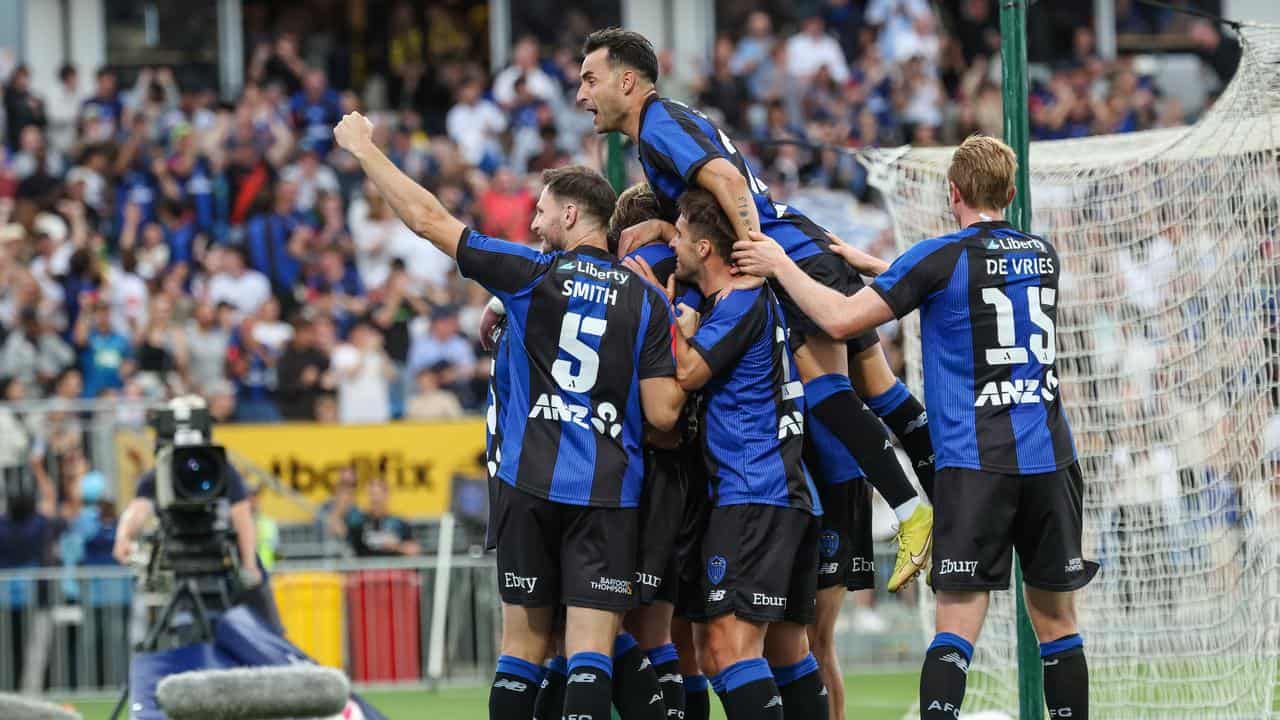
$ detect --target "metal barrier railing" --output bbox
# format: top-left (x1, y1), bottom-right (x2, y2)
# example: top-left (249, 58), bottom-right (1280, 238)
top-left (0, 543), bottom-right (923, 696)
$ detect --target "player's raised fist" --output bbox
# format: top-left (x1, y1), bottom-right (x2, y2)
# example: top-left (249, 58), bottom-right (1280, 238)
top-left (333, 112), bottom-right (375, 156)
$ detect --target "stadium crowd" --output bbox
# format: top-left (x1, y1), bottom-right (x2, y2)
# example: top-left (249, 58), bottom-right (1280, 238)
top-left (0, 0), bottom-right (1241, 430)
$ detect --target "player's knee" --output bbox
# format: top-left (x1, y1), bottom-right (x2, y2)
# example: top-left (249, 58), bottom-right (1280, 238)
top-left (1026, 593), bottom-right (1078, 641)
top-left (499, 629), bottom-right (550, 663)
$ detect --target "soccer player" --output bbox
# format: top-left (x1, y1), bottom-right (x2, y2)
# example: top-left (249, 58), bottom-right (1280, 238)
top-left (731, 135), bottom-right (1098, 720)
top-left (334, 114), bottom-right (686, 720)
top-left (576, 28), bottom-right (934, 602)
top-left (628, 188), bottom-right (826, 720)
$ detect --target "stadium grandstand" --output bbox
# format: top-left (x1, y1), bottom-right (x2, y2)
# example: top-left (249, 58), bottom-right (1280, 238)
top-left (0, 1), bottom-right (1276, 718)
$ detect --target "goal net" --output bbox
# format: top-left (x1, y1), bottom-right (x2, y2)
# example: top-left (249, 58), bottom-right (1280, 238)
top-left (862, 22), bottom-right (1280, 720)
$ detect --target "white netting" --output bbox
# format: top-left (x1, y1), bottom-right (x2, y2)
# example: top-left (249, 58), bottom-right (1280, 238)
top-left (863, 23), bottom-right (1280, 720)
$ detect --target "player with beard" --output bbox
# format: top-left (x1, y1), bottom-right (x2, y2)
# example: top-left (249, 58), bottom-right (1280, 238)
top-left (336, 113), bottom-right (686, 720)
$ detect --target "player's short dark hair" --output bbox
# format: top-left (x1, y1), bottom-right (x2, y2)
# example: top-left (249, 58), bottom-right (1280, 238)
top-left (541, 165), bottom-right (617, 229)
top-left (608, 183), bottom-right (660, 254)
top-left (582, 28), bottom-right (659, 85)
top-left (678, 188), bottom-right (736, 263)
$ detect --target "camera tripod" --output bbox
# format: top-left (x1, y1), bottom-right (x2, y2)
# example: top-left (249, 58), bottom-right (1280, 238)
top-left (107, 576), bottom-right (228, 720)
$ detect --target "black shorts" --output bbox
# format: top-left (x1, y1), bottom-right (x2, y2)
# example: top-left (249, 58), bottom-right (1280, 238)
top-left (637, 447), bottom-right (689, 605)
top-left (930, 462), bottom-right (1099, 593)
top-left (816, 479), bottom-right (876, 591)
top-left (671, 447), bottom-right (711, 616)
top-left (772, 251), bottom-right (880, 353)
top-left (695, 504), bottom-right (820, 625)
top-left (493, 480), bottom-right (640, 611)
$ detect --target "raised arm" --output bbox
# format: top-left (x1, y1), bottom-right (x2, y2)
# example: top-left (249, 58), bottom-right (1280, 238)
top-left (732, 232), bottom-right (894, 340)
top-left (334, 112), bottom-right (466, 258)
top-left (695, 157), bottom-right (761, 247)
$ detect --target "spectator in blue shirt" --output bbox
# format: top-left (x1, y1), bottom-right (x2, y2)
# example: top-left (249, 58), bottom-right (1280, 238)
top-left (289, 69), bottom-right (342, 156)
top-left (72, 299), bottom-right (132, 398)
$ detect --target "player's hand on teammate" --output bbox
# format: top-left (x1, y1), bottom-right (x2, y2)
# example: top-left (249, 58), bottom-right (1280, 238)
top-left (333, 111), bottom-right (375, 157)
top-left (731, 231), bottom-right (788, 278)
top-left (827, 233), bottom-right (889, 277)
top-left (617, 220), bottom-right (671, 258)
top-left (674, 303), bottom-right (700, 337)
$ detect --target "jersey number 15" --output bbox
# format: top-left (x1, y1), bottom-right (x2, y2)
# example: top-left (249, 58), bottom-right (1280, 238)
top-left (981, 287), bottom-right (1056, 366)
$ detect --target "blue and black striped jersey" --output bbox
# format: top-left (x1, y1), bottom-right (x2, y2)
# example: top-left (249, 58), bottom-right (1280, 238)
top-left (636, 95), bottom-right (831, 262)
top-left (456, 228), bottom-right (677, 508)
top-left (484, 326), bottom-right (511, 479)
top-left (689, 283), bottom-right (821, 514)
top-left (870, 221), bottom-right (1077, 475)
top-left (625, 242), bottom-right (703, 309)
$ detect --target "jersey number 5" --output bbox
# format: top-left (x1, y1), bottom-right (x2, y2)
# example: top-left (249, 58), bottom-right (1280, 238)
top-left (552, 312), bottom-right (607, 392)
top-left (981, 287), bottom-right (1056, 365)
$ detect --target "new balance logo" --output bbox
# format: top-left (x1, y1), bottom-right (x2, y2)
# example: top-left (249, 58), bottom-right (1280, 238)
top-left (1043, 658), bottom-right (1060, 667)
top-left (905, 411), bottom-right (928, 434)
top-left (708, 589), bottom-right (726, 602)
top-left (568, 673), bottom-right (597, 684)
top-left (777, 411), bottom-right (804, 439)
top-left (940, 652), bottom-right (970, 673)
top-left (927, 700), bottom-right (960, 718)
top-left (938, 559), bottom-right (978, 576)
top-left (493, 678), bottom-right (529, 692)
top-left (657, 673), bottom-right (681, 684)
top-left (503, 572), bottom-right (538, 593)
top-left (764, 696), bottom-right (783, 709)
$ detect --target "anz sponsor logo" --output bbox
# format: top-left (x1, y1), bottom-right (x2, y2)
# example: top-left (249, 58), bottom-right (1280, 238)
top-left (974, 370), bottom-right (1059, 408)
top-left (560, 259), bottom-right (631, 285)
top-left (528, 395), bottom-right (622, 437)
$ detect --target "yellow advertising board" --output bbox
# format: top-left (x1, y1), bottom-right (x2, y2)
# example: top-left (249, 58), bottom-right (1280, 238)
top-left (114, 419), bottom-right (486, 522)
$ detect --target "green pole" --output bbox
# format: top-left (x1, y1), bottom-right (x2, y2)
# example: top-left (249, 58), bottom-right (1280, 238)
top-left (999, 2), bottom-right (1043, 719)
top-left (606, 132), bottom-right (627, 194)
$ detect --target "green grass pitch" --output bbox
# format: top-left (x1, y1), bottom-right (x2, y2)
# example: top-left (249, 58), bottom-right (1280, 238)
top-left (67, 669), bottom-right (918, 719)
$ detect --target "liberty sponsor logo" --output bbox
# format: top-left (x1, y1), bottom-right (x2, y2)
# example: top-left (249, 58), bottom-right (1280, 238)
top-left (590, 576), bottom-right (633, 595)
top-left (938, 559), bottom-right (978, 576)
top-left (984, 236), bottom-right (1047, 253)
top-left (560, 259), bottom-right (631, 285)
top-left (504, 572), bottom-right (538, 593)
top-left (752, 593), bottom-right (786, 608)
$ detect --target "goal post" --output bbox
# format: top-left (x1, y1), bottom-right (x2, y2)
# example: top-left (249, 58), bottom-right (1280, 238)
top-left (865, 20), bottom-right (1280, 720)
top-left (996, 2), bottom-right (1046, 718)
